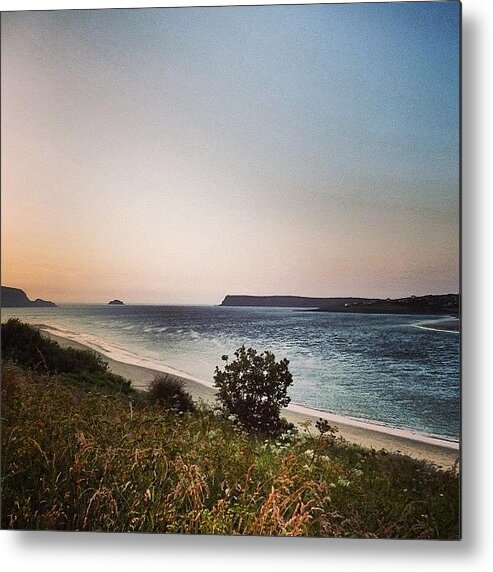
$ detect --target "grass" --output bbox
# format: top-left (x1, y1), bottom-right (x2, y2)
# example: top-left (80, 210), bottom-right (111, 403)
top-left (1, 361), bottom-right (460, 537)
top-left (1, 318), bottom-right (134, 396)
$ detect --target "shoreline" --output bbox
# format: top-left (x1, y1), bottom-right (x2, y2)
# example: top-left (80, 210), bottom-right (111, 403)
top-left (41, 328), bottom-right (459, 469)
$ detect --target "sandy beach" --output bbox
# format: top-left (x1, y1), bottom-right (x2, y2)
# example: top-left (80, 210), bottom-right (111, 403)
top-left (43, 329), bottom-right (460, 469)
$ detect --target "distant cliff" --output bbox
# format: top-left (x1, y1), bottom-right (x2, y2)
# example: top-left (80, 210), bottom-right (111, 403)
top-left (220, 295), bottom-right (375, 308)
top-left (219, 294), bottom-right (459, 315)
top-left (316, 294), bottom-right (459, 316)
top-left (1, 286), bottom-right (57, 308)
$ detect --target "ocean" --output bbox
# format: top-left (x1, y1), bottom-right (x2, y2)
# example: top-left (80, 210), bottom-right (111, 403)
top-left (1, 305), bottom-right (460, 441)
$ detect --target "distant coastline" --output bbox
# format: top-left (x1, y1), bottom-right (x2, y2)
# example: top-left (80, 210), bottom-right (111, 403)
top-left (1, 285), bottom-right (56, 308)
top-left (220, 294), bottom-right (459, 317)
top-left (220, 295), bottom-right (374, 308)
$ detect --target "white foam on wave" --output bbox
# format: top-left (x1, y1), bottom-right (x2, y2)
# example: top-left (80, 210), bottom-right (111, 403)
top-left (37, 323), bottom-right (214, 388)
top-left (287, 401), bottom-right (459, 449)
top-left (411, 318), bottom-right (460, 334)
top-left (414, 325), bottom-right (460, 334)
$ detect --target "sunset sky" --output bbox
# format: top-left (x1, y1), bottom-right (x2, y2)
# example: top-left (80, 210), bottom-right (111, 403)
top-left (1, 2), bottom-right (460, 304)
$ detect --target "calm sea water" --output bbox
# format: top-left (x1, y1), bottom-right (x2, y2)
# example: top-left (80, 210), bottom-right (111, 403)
top-left (1, 305), bottom-right (460, 441)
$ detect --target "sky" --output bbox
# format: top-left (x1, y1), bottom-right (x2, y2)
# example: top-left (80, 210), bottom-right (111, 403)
top-left (1, 2), bottom-right (460, 304)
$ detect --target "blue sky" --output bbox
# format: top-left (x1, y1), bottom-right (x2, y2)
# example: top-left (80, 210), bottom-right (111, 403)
top-left (1, 2), bottom-right (460, 303)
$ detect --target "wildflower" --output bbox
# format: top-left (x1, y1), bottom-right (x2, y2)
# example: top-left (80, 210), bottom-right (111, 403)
top-left (337, 478), bottom-right (351, 488)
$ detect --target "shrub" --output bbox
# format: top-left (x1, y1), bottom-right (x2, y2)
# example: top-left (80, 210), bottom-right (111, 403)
top-left (148, 374), bottom-right (196, 413)
top-left (213, 345), bottom-right (293, 435)
top-left (0, 319), bottom-right (133, 395)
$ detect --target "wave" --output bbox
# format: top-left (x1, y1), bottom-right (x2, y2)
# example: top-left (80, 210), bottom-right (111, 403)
top-left (411, 318), bottom-right (460, 334)
top-left (287, 401), bottom-right (459, 448)
top-left (36, 323), bottom-right (214, 388)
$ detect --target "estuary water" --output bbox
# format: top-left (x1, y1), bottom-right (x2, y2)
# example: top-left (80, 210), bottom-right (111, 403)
top-left (1, 305), bottom-right (460, 441)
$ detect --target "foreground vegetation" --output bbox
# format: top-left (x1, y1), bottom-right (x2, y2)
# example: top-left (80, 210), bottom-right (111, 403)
top-left (1, 321), bottom-right (460, 537)
top-left (1, 319), bottom-right (134, 396)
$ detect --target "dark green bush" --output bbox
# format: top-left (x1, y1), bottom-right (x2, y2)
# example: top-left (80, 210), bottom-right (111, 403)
top-left (213, 345), bottom-right (293, 436)
top-left (1, 319), bottom-right (133, 395)
top-left (148, 374), bottom-right (196, 413)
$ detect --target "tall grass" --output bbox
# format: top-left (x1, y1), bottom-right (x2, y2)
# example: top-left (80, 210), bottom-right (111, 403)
top-left (1, 364), bottom-right (459, 537)
top-left (1, 319), bottom-right (133, 395)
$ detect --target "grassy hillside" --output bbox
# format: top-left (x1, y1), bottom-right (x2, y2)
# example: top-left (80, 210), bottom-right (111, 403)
top-left (1, 321), bottom-right (460, 537)
top-left (1, 318), bottom-right (134, 396)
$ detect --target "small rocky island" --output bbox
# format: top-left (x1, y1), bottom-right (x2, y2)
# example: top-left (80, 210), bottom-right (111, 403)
top-left (1, 286), bottom-right (56, 307)
top-left (108, 299), bottom-right (124, 305)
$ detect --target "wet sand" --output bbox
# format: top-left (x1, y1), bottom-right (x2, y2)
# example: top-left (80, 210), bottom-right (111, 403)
top-left (43, 330), bottom-right (460, 469)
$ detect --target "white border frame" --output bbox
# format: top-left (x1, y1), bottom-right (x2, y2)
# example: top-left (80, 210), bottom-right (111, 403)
top-left (2, 0), bottom-right (492, 570)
